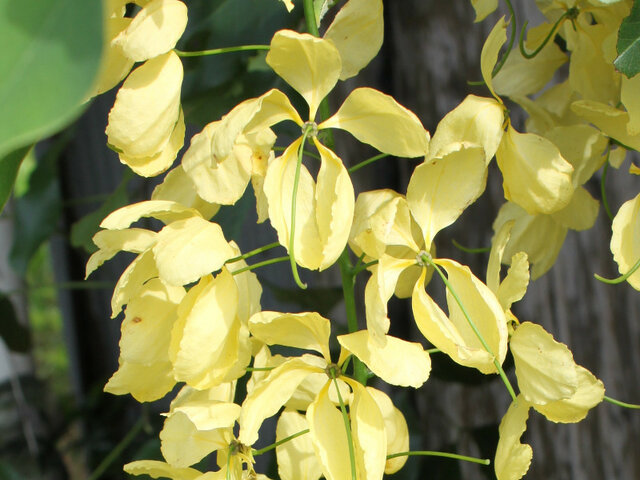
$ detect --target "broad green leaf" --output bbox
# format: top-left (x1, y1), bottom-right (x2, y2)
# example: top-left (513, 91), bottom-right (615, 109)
top-left (10, 143), bottom-right (64, 275)
top-left (614, 0), bottom-right (640, 78)
top-left (0, 145), bottom-right (31, 213)
top-left (0, 0), bottom-right (103, 159)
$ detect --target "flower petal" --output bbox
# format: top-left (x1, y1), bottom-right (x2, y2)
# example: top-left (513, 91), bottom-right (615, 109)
top-left (314, 139), bottom-right (355, 270)
top-left (276, 410), bottom-right (323, 480)
top-left (111, 249), bottom-right (159, 317)
top-left (611, 193), bottom-right (640, 290)
top-left (496, 125), bottom-right (574, 215)
top-left (510, 322), bottom-right (578, 405)
top-left (427, 95), bottom-right (504, 164)
top-left (572, 100), bottom-right (640, 151)
top-left (324, 0), bottom-right (384, 80)
top-left (100, 199), bottom-right (200, 229)
top-left (249, 311), bottom-right (332, 361)
top-left (152, 216), bottom-right (235, 286)
top-left (471, 0), bottom-right (498, 22)
top-left (114, 0), bottom-right (188, 62)
top-left (494, 396), bottom-right (532, 480)
top-left (480, 16), bottom-right (507, 101)
top-left (86, 228), bottom-right (157, 278)
top-left (320, 87), bottom-right (429, 158)
top-left (124, 460), bottom-right (202, 480)
top-left (104, 360), bottom-right (175, 402)
top-left (407, 143), bottom-right (488, 246)
top-left (106, 51), bottom-right (183, 157)
top-left (348, 381), bottom-right (386, 480)
top-left (338, 330), bottom-right (431, 388)
top-left (151, 166), bottom-right (220, 220)
top-left (266, 30), bottom-right (341, 119)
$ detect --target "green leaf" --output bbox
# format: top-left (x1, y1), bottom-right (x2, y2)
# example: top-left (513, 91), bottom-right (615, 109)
top-left (0, 295), bottom-right (31, 353)
top-left (9, 139), bottom-right (66, 276)
top-left (614, 0), bottom-right (640, 78)
top-left (0, 145), bottom-right (31, 213)
top-left (0, 0), bottom-right (103, 158)
top-left (70, 172), bottom-right (132, 254)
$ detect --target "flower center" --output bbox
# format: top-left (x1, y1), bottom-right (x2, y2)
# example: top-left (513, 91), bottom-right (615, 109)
top-left (325, 363), bottom-right (342, 379)
top-left (302, 121), bottom-right (319, 139)
top-left (416, 250), bottom-right (432, 267)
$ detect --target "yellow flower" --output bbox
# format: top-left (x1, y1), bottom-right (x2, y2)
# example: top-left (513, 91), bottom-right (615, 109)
top-left (209, 30), bottom-right (428, 272)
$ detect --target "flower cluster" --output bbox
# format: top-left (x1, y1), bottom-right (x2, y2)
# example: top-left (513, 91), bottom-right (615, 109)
top-left (87, 0), bottom-right (638, 479)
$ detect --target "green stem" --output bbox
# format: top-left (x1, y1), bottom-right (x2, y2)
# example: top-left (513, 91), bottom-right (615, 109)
top-left (387, 450), bottom-right (490, 466)
top-left (351, 259), bottom-right (379, 277)
top-left (452, 239), bottom-right (490, 254)
top-left (604, 395), bottom-right (640, 409)
top-left (289, 130), bottom-right (314, 290)
top-left (87, 417), bottom-right (144, 480)
top-left (245, 366), bottom-right (275, 372)
top-left (226, 242), bottom-right (281, 264)
top-left (424, 256), bottom-right (517, 402)
top-left (426, 348), bottom-right (442, 354)
top-left (594, 257), bottom-right (640, 285)
top-left (339, 249), bottom-right (367, 384)
top-left (303, 0), bottom-right (321, 36)
top-left (601, 155), bottom-right (614, 221)
top-left (252, 429), bottom-right (310, 456)
top-left (519, 8), bottom-right (575, 59)
top-left (174, 45), bottom-right (270, 57)
top-left (348, 153), bottom-right (389, 173)
top-left (492, 0), bottom-right (517, 77)
top-left (274, 146), bottom-right (321, 161)
top-left (231, 256), bottom-right (290, 275)
top-left (332, 377), bottom-right (357, 480)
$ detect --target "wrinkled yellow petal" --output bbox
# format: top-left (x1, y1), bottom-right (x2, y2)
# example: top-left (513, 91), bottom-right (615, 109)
top-left (493, 202), bottom-right (567, 279)
top-left (338, 330), bottom-right (431, 387)
top-left (173, 401), bottom-right (241, 432)
top-left (320, 87), bottom-right (429, 158)
top-left (427, 95), bottom-right (504, 164)
top-left (94, 16), bottom-right (134, 95)
top-left (276, 410), bottom-right (323, 480)
top-left (493, 24), bottom-right (566, 98)
top-left (152, 216), bottom-right (235, 286)
top-left (494, 396), bottom-right (532, 480)
top-left (407, 143), bottom-right (488, 246)
top-left (100, 199), bottom-right (200, 230)
top-left (124, 460), bottom-right (202, 480)
top-left (266, 30), bottom-right (341, 119)
top-left (324, 0), bottom-right (383, 80)
top-left (104, 360), bottom-right (175, 402)
top-left (348, 381), bottom-right (386, 480)
top-left (550, 186), bottom-right (599, 231)
top-left (114, 0), bottom-right (188, 62)
top-left (543, 124), bottom-right (607, 188)
top-left (621, 73), bottom-right (640, 135)
top-left (263, 139), bottom-right (322, 269)
top-left (533, 366), bottom-right (605, 423)
top-left (569, 25), bottom-right (619, 104)
top-left (239, 356), bottom-right (321, 445)
top-left (471, 0), bottom-right (498, 22)
top-left (172, 270), bottom-right (248, 388)
top-left (572, 100), bottom-right (640, 152)
top-left (364, 256), bottom-right (416, 345)
top-left (111, 249), bottom-right (159, 317)
top-left (306, 381), bottom-right (351, 480)
top-left (151, 166), bottom-right (220, 220)
top-left (86, 228), bottom-right (157, 278)
top-left (510, 322), bottom-right (578, 404)
top-left (497, 252), bottom-right (529, 312)
top-left (160, 411), bottom-right (230, 468)
top-left (106, 51), bottom-right (183, 157)
top-left (496, 125), bottom-right (574, 215)
top-left (249, 311), bottom-right (332, 361)
top-left (480, 16), bottom-right (507, 101)
top-left (225, 244), bottom-right (263, 324)
top-left (350, 189), bottom-right (420, 258)
top-left (412, 263), bottom-right (507, 374)
top-left (609, 146), bottom-right (627, 169)
top-left (120, 107), bottom-right (185, 177)
top-left (120, 279), bottom-right (183, 364)
top-left (487, 219), bottom-right (513, 294)
top-left (365, 387), bottom-right (409, 474)
top-left (182, 121), bottom-right (252, 205)
top-left (611, 193), bottom-right (640, 290)
top-left (314, 139), bottom-right (355, 269)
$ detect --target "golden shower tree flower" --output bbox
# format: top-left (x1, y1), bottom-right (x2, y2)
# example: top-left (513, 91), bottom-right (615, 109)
top-left (237, 311), bottom-right (428, 480)
top-left (208, 29), bottom-right (429, 272)
top-left (610, 193), bottom-right (640, 290)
